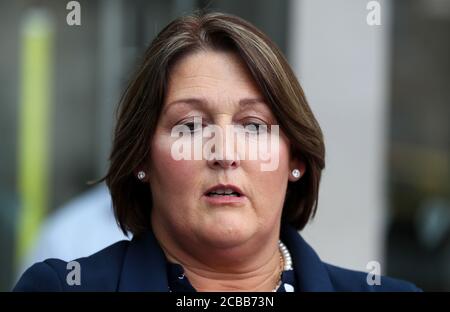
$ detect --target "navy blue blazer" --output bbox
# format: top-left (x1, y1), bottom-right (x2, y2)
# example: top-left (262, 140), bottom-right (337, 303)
top-left (13, 224), bottom-right (421, 292)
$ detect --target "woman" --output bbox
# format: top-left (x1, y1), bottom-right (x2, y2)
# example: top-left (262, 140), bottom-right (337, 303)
top-left (14, 11), bottom-right (420, 292)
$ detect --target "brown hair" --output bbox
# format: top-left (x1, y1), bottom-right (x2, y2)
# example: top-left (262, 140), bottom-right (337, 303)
top-left (103, 11), bottom-right (325, 236)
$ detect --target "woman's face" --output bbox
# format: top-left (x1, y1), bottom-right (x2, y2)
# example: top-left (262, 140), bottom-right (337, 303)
top-left (148, 50), bottom-right (300, 249)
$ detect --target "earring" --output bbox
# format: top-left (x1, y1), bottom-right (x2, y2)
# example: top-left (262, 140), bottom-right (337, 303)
top-left (291, 169), bottom-right (301, 179)
top-left (137, 171), bottom-right (146, 180)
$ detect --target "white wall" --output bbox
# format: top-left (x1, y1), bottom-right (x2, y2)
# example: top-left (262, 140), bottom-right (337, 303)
top-left (288, 0), bottom-right (391, 272)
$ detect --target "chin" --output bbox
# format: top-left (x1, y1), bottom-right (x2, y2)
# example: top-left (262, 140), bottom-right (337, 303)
top-left (199, 214), bottom-right (256, 249)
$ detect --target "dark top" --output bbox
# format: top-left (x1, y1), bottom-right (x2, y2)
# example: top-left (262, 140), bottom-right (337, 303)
top-left (13, 223), bottom-right (421, 292)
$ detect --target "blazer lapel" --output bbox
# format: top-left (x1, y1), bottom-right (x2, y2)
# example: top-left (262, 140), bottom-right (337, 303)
top-left (281, 224), bottom-right (335, 291)
top-left (118, 229), bottom-right (169, 291)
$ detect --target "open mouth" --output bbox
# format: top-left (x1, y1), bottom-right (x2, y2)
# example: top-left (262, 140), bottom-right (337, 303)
top-left (204, 184), bottom-right (244, 197)
top-left (206, 190), bottom-right (242, 197)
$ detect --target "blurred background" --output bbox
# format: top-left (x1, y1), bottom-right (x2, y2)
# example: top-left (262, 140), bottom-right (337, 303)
top-left (0, 0), bottom-right (449, 291)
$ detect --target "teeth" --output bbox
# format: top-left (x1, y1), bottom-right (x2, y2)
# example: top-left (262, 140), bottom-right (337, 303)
top-left (207, 188), bottom-right (240, 196)
top-left (211, 188), bottom-right (235, 195)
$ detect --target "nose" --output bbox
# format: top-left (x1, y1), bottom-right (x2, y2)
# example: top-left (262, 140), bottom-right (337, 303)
top-left (207, 156), bottom-right (240, 170)
top-left (206, 125), bottom-right (241, 170)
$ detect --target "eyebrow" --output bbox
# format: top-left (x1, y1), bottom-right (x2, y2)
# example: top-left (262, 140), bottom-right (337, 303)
top-left (163, 97), bottom-right (267, 115)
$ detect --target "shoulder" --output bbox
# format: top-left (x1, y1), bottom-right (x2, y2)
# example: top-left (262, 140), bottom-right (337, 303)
top-left (281, 224), bottom-right (422, 292)
top-left (13, 240), bottom-right (130, 291)
top-left (324, 263), bottom-right (422, 292)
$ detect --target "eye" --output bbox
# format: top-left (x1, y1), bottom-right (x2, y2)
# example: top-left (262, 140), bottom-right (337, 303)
top-left (182, 122), bottom-right (202, 133)
top-left (243, 121), bottom-right (269, 135)
top-left (178, 118), bottom-right (208, 134)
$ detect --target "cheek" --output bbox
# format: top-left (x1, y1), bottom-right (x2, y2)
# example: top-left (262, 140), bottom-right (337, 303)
top-left (149, 135), bottom-right (202, 198)
top-left (253, 133), bottom-right (291, 179)
top-left (275, 136), bottom-right (291, 173)
top-left (249, 136), bottom-right (291, 212)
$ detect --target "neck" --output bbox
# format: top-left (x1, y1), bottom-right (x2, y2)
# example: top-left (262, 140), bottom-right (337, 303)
top-left (152, 218), bottom-right (283, 291)
top-left (171, 247), bottom-right (282, 292)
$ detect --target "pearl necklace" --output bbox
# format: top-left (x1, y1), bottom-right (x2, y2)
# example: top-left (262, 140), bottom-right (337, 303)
top-left (272, 240), bottom-right (293, 292)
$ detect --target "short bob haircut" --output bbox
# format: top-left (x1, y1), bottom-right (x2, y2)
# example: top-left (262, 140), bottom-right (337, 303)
top-left (103, 11), bottom-right (325, 237)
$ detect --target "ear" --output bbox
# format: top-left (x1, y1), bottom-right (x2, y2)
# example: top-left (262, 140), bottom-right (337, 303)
top-left (288, 155), bottom-right (306, 182)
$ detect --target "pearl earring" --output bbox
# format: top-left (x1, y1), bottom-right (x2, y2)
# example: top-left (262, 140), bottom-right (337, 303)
top-left (137, 171), bottom-right (146, 180)
top-left (291, 169), bottom-right (301, 179)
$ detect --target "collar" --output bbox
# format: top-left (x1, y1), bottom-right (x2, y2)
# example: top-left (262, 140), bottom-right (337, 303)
top-left (118, 228), bottom-right (169, 291)
top-left (280, 224), bottom-right (334, 291)
top-left (118, 223), bottom-right (334, 291)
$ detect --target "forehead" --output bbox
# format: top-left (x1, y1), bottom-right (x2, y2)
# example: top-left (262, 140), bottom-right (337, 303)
top-left (165, 50), bottom-right (264, 104)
